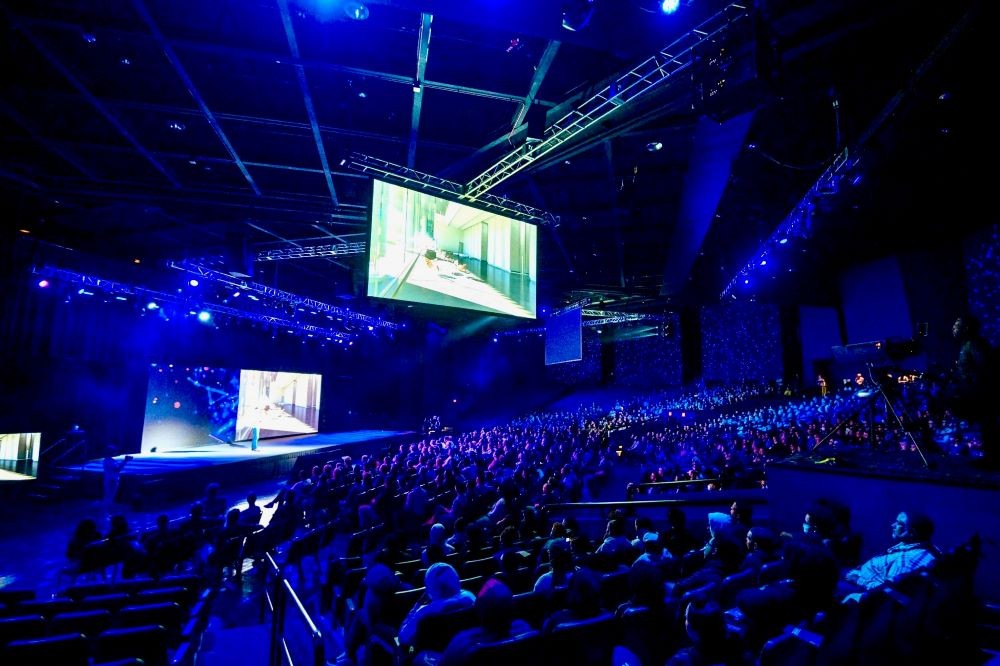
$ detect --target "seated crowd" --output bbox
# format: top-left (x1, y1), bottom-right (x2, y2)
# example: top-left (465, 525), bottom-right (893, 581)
top-left (4, 375), bottom-right (986, 665)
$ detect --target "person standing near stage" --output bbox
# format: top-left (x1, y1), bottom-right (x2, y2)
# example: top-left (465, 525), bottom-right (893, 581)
top-left (103, 446), bottom-right (133, 510)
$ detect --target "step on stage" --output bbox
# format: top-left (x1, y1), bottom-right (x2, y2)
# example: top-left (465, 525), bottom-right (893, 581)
top-left (63, 429), bottom-right (415, 506)
top-left (767, 449), bottom-right (1000, 601)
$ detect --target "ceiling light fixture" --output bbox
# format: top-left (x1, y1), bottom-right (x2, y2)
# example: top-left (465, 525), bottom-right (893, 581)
top-left (343, 1), bottom-right (369, 20)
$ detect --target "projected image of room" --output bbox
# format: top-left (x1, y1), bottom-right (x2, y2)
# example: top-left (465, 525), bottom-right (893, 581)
top-left (368, 180), bottom-right (537, 318)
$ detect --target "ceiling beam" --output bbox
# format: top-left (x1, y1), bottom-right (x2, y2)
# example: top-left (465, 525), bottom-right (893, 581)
top-left (14, 17), bottom-right (555, 109)
top-left (277, 0), bottom-right (339, 207)
top-left (132, 0), bottom-right (260, 196)
top-left (511, 39), bottom-right (561, 131)
top-left (0, 100), bottom-right (98, 181)
top-left (408, 13), bottom-right (433, 168)
top-left (4, 10), bottom-right (181, 188)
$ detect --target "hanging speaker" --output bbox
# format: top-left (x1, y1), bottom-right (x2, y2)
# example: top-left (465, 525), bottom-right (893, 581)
top-left (526, 104), bottom-right (548, 141)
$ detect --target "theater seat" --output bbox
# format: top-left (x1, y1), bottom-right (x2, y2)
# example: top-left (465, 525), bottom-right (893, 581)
top-left (461, 630), bottom-right (543, 666)
top-left (3, 632), bottom-right (89, 666)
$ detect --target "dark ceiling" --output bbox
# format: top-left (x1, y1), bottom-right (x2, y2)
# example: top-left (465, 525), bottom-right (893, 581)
top-left (0, 0), bottom-right (990, 330)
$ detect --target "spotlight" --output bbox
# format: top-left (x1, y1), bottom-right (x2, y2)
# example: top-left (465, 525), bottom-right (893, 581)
top-left (343, 1), bottom-right (369, 20)
top-left (146, 301), bottom-right (159, 310)
top-left (188, 279), bottom-right (199, 287)
top-left (661, 0), bottom-right (680, 14)
top-left (646, 141), bottom-right (663, 152)
top-left (37, 279), bottom-right (50, 288)
top-left (197, 311), bottom-right (212, 323)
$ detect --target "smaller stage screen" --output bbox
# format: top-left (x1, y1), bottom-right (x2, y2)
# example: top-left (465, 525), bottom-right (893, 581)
top-left (545, 307), bottom-right (583, 365)
top-left (141, 364), bottom-right (241, 453)
top-left (367, 179), bottom-right (537, 318)
top-left (235, 370), bottom-right (322, 441)
top-left (0, 432), bottom-right (40, 481)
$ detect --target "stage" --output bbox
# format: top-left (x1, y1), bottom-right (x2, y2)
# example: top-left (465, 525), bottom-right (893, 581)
top-left (58, 429), bottom-right (415, 507)
top-left (767, 450), bottom-right (1000, 601)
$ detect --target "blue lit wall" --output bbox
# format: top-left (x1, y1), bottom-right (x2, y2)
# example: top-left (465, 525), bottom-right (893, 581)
top-left (701, 303), bottom-right (783, 383)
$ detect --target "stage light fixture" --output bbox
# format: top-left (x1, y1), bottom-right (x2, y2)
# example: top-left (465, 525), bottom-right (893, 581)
top-left (344, 1), bottom-right (369, 20)
top-left (661, 0), bottom-right (680, 14)
top-left (37, 279), bottom-right (49, 288)
top-left (188, 279), bottom-right (199, 287)
top-left (146, 301), bottom-right (159, 310)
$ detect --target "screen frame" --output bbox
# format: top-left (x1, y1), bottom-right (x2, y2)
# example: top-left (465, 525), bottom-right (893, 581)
top-left (364, 178), bottom-right (539, 321)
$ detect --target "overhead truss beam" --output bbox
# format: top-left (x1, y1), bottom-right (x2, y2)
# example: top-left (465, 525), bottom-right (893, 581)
top-left (34, 265), bottom-right (352, 340)
top-left (256, 241), bottom-right (366, 261)
top-left (170, 261), bottom-right (403, 330)
top-left (346, 153), bottom-right (559, 226)
top-left (464, 3), bottom-right (748, 198)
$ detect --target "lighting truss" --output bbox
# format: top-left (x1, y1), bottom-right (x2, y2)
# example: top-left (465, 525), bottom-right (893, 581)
top-left (584, 314), bottom-right (662, 326)
top-left (346, 152), bottom-right (559, 226)
top-left (496, 326), bottom-right (545, 337)
top-left (720, 5), bottom-right (974, 301)
top-left (719, 148), bottom-right (856, 300)
top-left (33, 265), bottom-right (353, 340)
top-left (170, 261), bottom-right (403, 330)
top-left (464, 3), bottom-right (748, 198)
top-left (256, 241), bottom-right (367, 261)
top-left (551, 298), bottom-right (590, 316)
top-left (581, 310), bottom-right (665, 322)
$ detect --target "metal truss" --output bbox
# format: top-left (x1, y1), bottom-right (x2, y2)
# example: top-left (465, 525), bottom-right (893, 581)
top-left (581, 310), bottom-right (666, 323)
top-left (551, 298), bottom-right (590, 316)
top-left (346, 152), bottom-right (559, 226)
top-left (496, 326), bottom-right (545, 337)
top-left (170, 261), bottom-right (404, 330)
top-left (33, 265), bottom-right (353, 340)
top-left (256, 241), bottom-right (367, 261)
top-left (464, 3), bottom-right (749, 198)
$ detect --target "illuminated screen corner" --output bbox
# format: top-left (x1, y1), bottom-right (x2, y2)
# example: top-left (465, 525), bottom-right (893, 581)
top-left (0, 432), bottom-right (41, 481)
top-left (367, 179), bottom-right (537, 318)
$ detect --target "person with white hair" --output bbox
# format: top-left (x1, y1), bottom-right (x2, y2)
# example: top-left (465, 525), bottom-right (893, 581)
top-left (398, 562), bottom-right (475, 647)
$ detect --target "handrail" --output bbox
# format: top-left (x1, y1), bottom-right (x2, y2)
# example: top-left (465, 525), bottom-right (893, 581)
top-left (264, 548), bottom-right (325, 666)
top-left (283, 578), bottom-right (324, 666)
top-left (626, 478), bottom-right (720, 499)
top-left (547, 488), bottom-right (767, 512)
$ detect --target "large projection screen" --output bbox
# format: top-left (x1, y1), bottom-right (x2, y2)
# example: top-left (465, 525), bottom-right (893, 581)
top-left (0, 432), bottom-right (40, 481)
top-left (235, 370), bottom-right (322, 441)
top-left (367, 180), bottom-right (537, 318)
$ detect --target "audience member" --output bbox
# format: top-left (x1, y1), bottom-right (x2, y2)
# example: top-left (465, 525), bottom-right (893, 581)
top-left (398, 562), bottom-right (476, 647)
top-left (843, 510), bottom-right (938, 594)
top-left (440, 579), bottom-right (532, 666)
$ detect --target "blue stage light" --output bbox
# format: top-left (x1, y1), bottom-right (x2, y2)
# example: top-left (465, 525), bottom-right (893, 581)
top-left (37, 279), bottom-right (49, 288)
top-left (661, 0), bottom-right (680, 14)
top-left (147, 301), bottom-right (159, 310)
top-left (197, 310), bottom-right (212, 323)
top-left (188, 279), bottom-right (199, 287)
